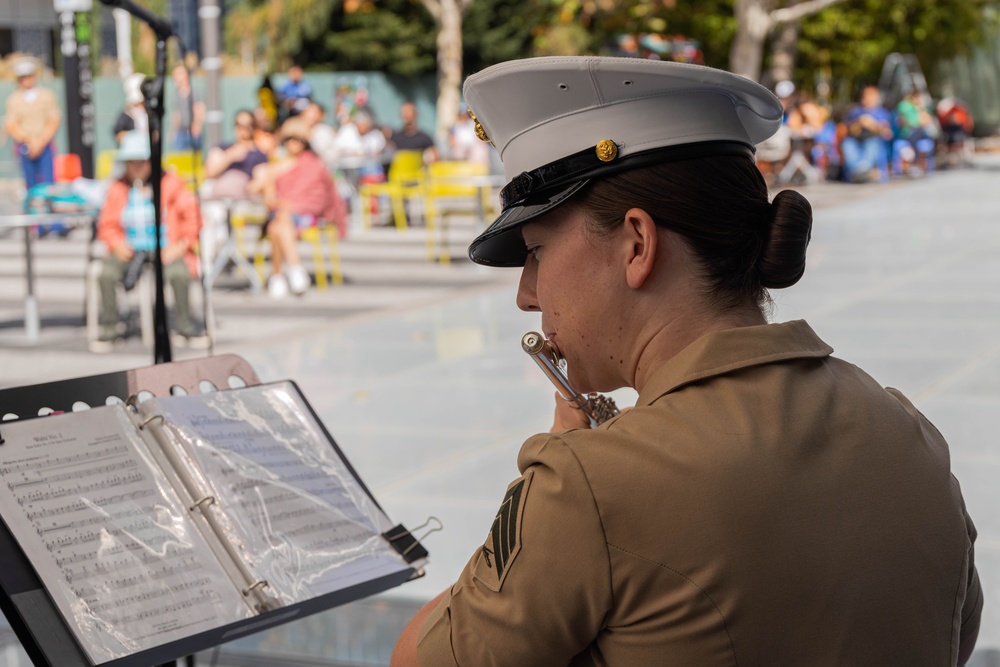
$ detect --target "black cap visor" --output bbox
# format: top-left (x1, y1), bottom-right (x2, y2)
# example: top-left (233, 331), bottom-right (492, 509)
top-left (467, 179), bottom-right (589, 267)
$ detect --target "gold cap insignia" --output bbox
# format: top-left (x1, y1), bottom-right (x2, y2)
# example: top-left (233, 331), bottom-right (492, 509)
top-left (468, 108), bottom-right (494, 147)
top-left (596, 139), bottom-right (618, 162)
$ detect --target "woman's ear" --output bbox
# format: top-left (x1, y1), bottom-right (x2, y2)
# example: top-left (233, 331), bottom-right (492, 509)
top-left (623, 207), bottom-right (658, 289)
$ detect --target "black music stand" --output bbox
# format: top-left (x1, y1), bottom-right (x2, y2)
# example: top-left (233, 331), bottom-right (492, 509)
top-left (0, 355), bottom-right (423, 667)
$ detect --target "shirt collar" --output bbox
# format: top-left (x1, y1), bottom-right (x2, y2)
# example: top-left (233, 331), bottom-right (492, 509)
top-left (635, 320), bottom-right (833, 407)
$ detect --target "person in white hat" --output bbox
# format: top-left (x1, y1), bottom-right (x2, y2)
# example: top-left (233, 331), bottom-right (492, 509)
top-left (4, 57), bottom-right (61, 196)
top-left (392, 56), bottom-right (981, 666)
top-left (113, 73), bottom-right (150, 145)
top-left (92, 131), bottom-right (206, 352)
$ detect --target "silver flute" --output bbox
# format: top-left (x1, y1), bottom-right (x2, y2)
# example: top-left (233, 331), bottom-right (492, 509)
top-left (521, 331), bottom-right (620, 428)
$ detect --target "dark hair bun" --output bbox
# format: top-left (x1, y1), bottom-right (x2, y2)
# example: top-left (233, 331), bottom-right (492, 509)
top-left (758, 189), bottom-right (812, 289)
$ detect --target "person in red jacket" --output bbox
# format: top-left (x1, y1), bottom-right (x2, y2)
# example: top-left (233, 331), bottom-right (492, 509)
top-left (92, 131), bottom-right (205, 352)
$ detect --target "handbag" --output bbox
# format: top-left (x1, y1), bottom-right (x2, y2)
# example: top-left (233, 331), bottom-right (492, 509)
top-left (122, 251), bottom-right (148, 292)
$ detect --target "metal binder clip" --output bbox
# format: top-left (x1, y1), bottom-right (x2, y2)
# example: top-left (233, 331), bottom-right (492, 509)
top-left (384, 516), bottom-right (442, 562)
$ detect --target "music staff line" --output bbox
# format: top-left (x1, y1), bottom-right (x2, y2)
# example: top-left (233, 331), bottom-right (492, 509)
top-left (9, 459), bottom-right (139, 490)
top-left (0, 444), bottom-right (131, 476)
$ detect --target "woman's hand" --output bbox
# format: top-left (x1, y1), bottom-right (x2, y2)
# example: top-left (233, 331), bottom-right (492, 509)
top-left (550, 392), bottom-right (592, 432)
top-left (112, 242), bottom-right (134, 263)
top-left (161, 240), bottom-right (188, 266)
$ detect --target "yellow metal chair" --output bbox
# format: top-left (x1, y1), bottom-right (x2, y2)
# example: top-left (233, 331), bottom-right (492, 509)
top-left (234, 212), bottom-right (343, 291)
top-left (423, 161), bottom-right (493, 264)
top-left (358, 150), bottom-right (425, 231)
top-left (163, 151), bottom-right (206, 192)
top-left (95, 150), bottom-right (118, 180)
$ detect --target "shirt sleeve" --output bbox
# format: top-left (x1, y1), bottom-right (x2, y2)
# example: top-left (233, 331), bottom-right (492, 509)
top-left (97, 181), bottom-right (128, 250)
top-left (112, 113), bottom-right (134, 139)
top-left (417, 433), bottom-right (612, 666)
top-left (959, 492), bottom-right (983, 660)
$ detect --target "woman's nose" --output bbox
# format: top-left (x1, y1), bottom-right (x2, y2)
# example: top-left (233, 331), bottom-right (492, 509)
top-left (516, 256), bottom-right (540, 312)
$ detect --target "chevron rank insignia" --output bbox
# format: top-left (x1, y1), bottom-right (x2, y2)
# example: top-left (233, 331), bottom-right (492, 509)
top-left (474, 471), bottom-right (532, 592)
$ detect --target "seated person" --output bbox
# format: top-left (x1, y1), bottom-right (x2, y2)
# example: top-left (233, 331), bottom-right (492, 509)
top-left (840, 86), bottom-right (894, 183)
top-left (385, 101), bottom-right (438, 163)
top-left (93, 131), bottom-right (205, 352)
top-left (201, 110), bottom-right (270, 258)
top-left (936, 97), bottom-right (974, 165)
top-left (249, 118), bottom-right (346, 299)
top-left (331, 109), bottom-right (388, 216)
top-left (203, 109), bottom-right (269, 197)
top-left (894, 89), bottom-right (937, 176)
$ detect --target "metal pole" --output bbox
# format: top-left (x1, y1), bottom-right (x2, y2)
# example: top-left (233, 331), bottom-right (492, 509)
top-left (144, 39), bottom-right (173, 364)
top-left (198, 0), bottom-right (223, 149)
top-left (60, 10), bottom-right (96, 179)
top-left (112, 8), bottom-right (133, 78)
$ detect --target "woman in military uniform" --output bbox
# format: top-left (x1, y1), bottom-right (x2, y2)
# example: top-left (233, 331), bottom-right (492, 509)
top-left (392, 57), bottom-right (982, 666)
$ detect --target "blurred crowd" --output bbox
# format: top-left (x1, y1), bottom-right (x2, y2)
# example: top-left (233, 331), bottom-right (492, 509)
top-left (3, 57), bottom-right (498, 352)
top-left (6, 57), bottom-right (980, 352)
top-left (755, 80), bottom-right (975, 186)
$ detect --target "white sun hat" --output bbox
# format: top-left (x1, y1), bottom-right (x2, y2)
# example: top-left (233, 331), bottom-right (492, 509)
top-left (12, 58), bottom-right (37, 78)
top-left (116, 131), bottom-right (151, 162)
top-left (462, 56), bottom-right (783, 266)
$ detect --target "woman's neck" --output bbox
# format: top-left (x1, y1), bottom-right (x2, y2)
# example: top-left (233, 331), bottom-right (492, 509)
top-left (629, 304), bottom-right (765, 393)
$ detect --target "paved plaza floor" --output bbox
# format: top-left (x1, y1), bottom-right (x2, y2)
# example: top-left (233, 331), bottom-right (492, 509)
top-left (1, 160), bottom-right (999, 664)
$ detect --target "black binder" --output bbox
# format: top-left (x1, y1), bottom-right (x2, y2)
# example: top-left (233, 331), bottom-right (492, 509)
top-left (0, 355), bottom-right (426, 667)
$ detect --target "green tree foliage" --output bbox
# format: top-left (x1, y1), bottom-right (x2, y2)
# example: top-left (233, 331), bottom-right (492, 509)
top-left (320, 0), bottom-right (436, 76)
top-left (524, 1), bottom-right (735, 66)
top-left (463, 0), bottom-right (545, 72)
top-left (221, 0), bottom-right (996, 102)
top-left (224, 0), bottom-right (436, 75)
top-left (796, 0), bottom-right (998, 100)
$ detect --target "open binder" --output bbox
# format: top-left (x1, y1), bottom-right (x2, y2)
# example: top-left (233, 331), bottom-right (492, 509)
top-left (0, 356), bottom-right (427, 667)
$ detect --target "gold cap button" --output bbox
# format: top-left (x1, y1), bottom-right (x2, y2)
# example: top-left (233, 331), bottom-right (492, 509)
top-left (596, 139), bottom-right (618, 162)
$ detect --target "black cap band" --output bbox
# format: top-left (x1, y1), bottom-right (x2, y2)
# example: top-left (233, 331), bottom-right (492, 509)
top-left (499, 140), bottom-right (756, 212)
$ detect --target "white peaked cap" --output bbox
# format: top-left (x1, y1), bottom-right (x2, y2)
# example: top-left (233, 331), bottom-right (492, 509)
top-left (462, 56), bottom-right (783, 266)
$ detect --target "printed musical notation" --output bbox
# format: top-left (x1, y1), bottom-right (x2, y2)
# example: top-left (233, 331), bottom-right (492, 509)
top-left (0, 407), bottom-right (252, 663)
top-left (0, 382), bottom-right (418, 663)
top-left (149, 383), bottom-right (408, 601)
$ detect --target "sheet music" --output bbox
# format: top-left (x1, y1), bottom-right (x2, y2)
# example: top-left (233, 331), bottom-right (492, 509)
top-left (141, 382), bottom-right (412, 604)
top-left (0, 407), bottom-right (253, 663)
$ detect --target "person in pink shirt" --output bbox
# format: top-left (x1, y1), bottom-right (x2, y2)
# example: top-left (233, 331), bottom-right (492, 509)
top-left (249, 118), bottom-right (346, 298)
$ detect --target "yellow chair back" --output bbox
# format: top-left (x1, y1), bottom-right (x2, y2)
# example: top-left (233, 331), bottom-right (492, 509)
top-left (386, 150), bottom-right (426, 183)
top-left (96, 150), bottom-right (118, 180)
top-left (163, 151), bottom-right (205, 191)
top-left (426, 160), bottom-right (490, 198)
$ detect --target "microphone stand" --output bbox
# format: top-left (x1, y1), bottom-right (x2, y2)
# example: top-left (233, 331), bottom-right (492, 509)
top-left (102, 0), bottom-right (176, 363)
top-left (142, 40), bottom-right (172, 363)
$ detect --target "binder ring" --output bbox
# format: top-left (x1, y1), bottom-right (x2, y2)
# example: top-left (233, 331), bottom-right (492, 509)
top-left (243, 580), bottom-right (269, 596)
top-left (189, 495), bottom-right (216, 511)
top-left (138, 414), bottom-right (165, 430)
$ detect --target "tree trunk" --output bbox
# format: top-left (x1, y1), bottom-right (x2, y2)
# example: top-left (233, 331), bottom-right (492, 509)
top-left (420, 0), bottom-right (471, 151)
top-left (435, 0), bottom-right (464, 150)
top-left (730, 0), bottom-right (846, 82)
top-left (767, 19), bottom-right (800, 90)
top-left (729, 0), bottom-right (774, 81)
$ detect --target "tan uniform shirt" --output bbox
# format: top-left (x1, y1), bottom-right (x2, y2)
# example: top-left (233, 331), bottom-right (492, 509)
top-left (418, 320), bottom-right (982, 666)
top-left (4, 87), bottom-right (60, 144)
